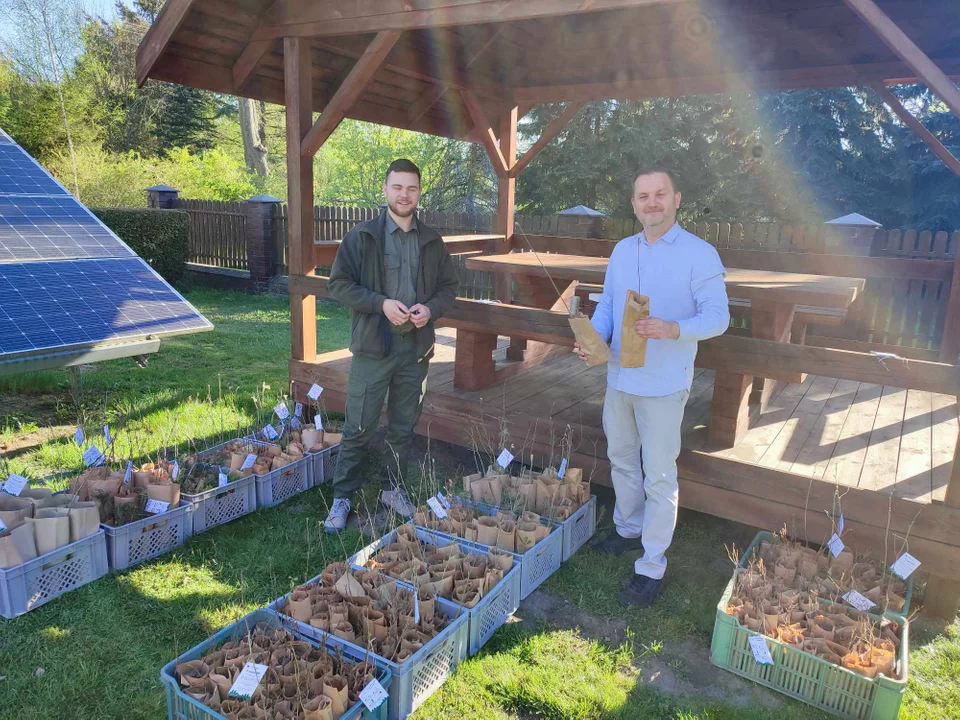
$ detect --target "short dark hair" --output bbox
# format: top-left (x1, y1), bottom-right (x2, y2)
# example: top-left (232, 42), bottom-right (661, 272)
top-left (634, 166), bottom-right (679, 193)
top-left (385, 158), bottom-right (421, 184)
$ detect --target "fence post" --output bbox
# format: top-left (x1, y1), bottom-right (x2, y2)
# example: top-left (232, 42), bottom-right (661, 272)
top-left (146, 184), bottom-right (179, 209)
top-left (245, 194), bottom-right (282, 294)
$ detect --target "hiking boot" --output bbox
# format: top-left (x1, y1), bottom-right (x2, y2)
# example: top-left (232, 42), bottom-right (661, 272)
top-left (381, 487), bottom-right (415, 519)
top-left (591, 532), bottom-right (643, 555)
top-left (617, 574), bottom-right (664, 608)
top-left (324, 498), bottom-right (352, 534)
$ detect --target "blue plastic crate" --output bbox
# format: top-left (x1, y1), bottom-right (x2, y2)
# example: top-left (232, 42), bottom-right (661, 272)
top-left (350, 526), bottom-right (521, 656)
top-left (101, 501), bottom-right (193, 571)
top-left (160, 608), bottom-right (391, 720)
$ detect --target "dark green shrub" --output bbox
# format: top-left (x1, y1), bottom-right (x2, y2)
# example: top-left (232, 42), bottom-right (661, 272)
top-left (90, 208), bottom-right (189, 284)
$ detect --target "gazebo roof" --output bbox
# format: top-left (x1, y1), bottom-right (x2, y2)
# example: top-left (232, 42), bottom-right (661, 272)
top-left (137, 0), bottom-right (960, 142)
top-left (559, 205), bottom-right (605, 216)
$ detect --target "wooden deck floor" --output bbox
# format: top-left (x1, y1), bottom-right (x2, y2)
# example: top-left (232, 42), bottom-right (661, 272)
top-left (320, 328), bottom-right (957, 505)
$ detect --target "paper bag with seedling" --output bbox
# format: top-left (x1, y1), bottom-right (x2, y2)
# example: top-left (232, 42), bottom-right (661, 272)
top-left (620, 289), bottom-right (650, 368)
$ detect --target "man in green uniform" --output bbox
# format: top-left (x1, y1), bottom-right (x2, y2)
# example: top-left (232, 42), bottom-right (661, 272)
top-left (324, 159), bottom-right (459, 533)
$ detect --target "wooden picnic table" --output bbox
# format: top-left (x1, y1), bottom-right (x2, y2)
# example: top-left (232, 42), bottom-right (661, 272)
top-left (465, 252), bottom-right (865, 448)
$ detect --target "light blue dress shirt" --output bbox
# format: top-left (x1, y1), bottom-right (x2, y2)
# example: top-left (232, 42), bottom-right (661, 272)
top-left (590, 222), bottom-right (731, 397)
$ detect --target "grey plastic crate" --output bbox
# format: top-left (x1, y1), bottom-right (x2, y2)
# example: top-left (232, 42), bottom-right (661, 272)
top-left (350, 526), bottom-right (521, 656)
top-left (561, 495), bottom-right (597, 561)
top-left (182, 474), bottom-right (257, 535)
top-left (0, 529), bottom-right (108, 619)
top-left (305, 443), bottom-right (340, 486)
top-left (102, 501), bottom-right (193, 571)
top-left (436, 499), bottom-right (562, 600)
top-left (270, 585), bottom-right (468, 720)
top-left (255, 455), bottom-right (309, 507)
top-left (161, 608), bottom-right (391, 720)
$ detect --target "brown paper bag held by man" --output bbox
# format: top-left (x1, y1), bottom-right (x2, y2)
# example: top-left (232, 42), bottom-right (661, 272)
top-left (324, 159), bottom-right (459, 533)
top-left (575, 167), bottom-right (730, 608)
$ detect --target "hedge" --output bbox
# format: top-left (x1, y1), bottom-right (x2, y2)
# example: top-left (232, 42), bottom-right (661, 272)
top-left (90, 207), bottom-right (189, 284)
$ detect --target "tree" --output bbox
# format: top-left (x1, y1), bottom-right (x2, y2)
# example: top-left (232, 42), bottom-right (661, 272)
top-left (151, 83), bottom-right (217, 156)
top-left (238, 98), bottom-right (269, 177)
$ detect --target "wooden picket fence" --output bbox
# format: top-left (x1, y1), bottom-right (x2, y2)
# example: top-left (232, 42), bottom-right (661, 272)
top-left (178, 199), bottom-right (247, 269)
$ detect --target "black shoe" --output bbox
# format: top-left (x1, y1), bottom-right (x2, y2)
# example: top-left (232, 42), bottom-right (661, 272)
top-left (617, 574), bottom-right (664, 608)
top-left (591, 531), bottom-right (643, 555)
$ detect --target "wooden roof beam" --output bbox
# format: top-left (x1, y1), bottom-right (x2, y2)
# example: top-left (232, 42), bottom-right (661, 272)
top-left (300, 30), bottom-right (401, 158)
top-left (843, 0), bottom-right (960, 119)
top-left (509, 101), bottom-right (584, 178)
top-left (872, 83), bottom-right (960, 177)
top-left (460, 89), bottom-right (510, 177)
top-left (136, 0), bottom-right (197, 87)
top-left (254, 0), bottom-right (679, 41)
top-left (233, 40), bottom-right (273, 91)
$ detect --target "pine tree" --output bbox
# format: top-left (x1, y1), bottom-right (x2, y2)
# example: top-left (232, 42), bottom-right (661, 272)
top-left (151, 84), bottom-right (217, 155)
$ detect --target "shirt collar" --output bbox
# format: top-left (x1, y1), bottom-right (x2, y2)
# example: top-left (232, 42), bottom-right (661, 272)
top-left (386, 211), bottom-right (417, 235)
top-left (639, 222), bottom-right (680, 246)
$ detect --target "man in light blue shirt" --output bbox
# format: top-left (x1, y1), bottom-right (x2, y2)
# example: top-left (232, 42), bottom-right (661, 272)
top-left (577, 167), bottom-right (730, 608)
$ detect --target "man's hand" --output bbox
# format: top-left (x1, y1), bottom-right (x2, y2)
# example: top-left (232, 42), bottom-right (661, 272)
top-left (635, 317), bottom-right (680, 340)
top-left (383, 299), bottom-right (410, 325)
top-left (573, 341), bottom-right (589, 363)
top-left (409, 303), bottom-right (432, 328)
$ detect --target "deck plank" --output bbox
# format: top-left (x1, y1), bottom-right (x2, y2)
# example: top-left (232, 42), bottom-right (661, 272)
top-left (858, 386), bottom-right (908, 494)
top-left (758, 375), bottom-right (839, 472)
top-left (791, 379), bottom-right (861, 479)
top-left (894, 389), bottom-right (933, 502)
top-left (820, 383), bottom-right (884, 488)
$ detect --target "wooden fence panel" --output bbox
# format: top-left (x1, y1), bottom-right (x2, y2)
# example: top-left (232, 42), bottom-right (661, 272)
top-left (178, 199), bottom-right (246, 270)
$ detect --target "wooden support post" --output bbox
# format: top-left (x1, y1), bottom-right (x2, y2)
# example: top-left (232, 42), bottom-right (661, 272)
top-left (454, 330), bottom-right (497, 390)
top-left (497, 104), bottom-right (523, 359)
top-left (750, 302), bottom-right (797, 409)
top-left (940, 251), bottom-right (960, 363)
top-left (923, 438), bottom-right (960, 620)
top-left (708, 372), bottom-right (753, 449)
top-left (284, 37), bottom-right (316, 363)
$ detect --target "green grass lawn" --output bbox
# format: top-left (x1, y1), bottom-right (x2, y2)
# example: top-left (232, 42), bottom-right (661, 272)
top-left (0, 287), bottom-right (958, 719)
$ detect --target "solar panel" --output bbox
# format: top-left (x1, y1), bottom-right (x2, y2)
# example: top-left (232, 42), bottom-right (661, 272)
top-left (0, 143), bottom-right (70, 196)
top-left (0, 129), bottom-right (212, 368)
top-left (0, 257), bottom-right (212, 357)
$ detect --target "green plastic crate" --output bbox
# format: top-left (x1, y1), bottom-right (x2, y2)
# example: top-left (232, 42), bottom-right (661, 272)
top-left (738, 530), bottom-right (913, 618)
top-left (710, 568), bottom-right (908, 720)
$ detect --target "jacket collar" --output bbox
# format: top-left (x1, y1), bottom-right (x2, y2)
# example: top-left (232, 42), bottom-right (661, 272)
top-left (361, 209), bottom-right (442, 248)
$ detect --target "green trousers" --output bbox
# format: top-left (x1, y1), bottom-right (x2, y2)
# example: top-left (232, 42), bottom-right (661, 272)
top-left (332, 332), bottom-right (429, 499)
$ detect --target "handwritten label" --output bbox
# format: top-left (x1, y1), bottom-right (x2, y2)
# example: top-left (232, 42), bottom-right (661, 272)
top-left (749, 635), bottom-right (774, 665)
top-left (437, 491), bottom-right (451, 509)
top-left (2, 473), bottom-right (28, 497)
top-left (496, 448), bottom-right (514, 469)
top-left (358, 678), bottom-right (389, 712)
top-left (843, 590), bottom-right (876, 612)
top-left (890, 552), bottom-right (921, 580)
top-left (74, 427), bottom-right (84, 446)
top-left (145, 499), bottom-right (170, 514)
top-left (171, 461), bottom-right (179, 481)
top-left (307, 384), bottom-right (323, 401)
top-left (826, 534), bottom-right (845, 558)
top-left (558, 458), bottom-right (568, 479)
top-left (274, 402), bottom-right (290, 420)
top-left (240, 453), bottom-right (258, 471)
top-left (103, 424), bottom-right (112, 446)
top-left (294, 402), bottom-right (303, 418)
top-left (427, 496), bottom-right (448, 519)
top-left (218, 471), bottom-right (229, 488)
top-left (123, 460), bottom-right (133, 484)
top-left (837, 513), bottom-right (844, 536)
top-left (82, 446), bottom-right (105, 467)
top-left (228, 662), bottom-right (269, 699)
top-left (262, 424), bottom-right (279, 441)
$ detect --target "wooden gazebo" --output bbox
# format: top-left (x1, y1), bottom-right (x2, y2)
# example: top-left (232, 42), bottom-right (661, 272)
top-left (138, 0), bottom-right (960, 617)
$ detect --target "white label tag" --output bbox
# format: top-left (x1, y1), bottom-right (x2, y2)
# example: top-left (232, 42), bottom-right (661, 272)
top-left (826, 534), bottom-right (844, 558)
top-left (0, 518), bottom-right (6, 532)
top-left (74, 427), bottom-right (84, 446)
top-left (890, 552), bottom-right (921, 580)
top-left (358, 678), bottom-right (389, 712)
top-left (240, 453), bottom-right (258, 471)
top-left (837, 513), bottom-right (844, 535)
top-left (437, 491), bottom-right (451, 509)
top-left (274, 402), bottom-right (290, 420)
top-left (123, 460), bottom-right (133, 484)
top-left (290, 417), bottom-right (302, 431)
top-left (749, 635), bottom-right (774, 665)
top-left (427, 496), bottom-right (448, 519)
top-left (171, 461), bottom-right (179, 481)
top-left (103, 424), bottom-right (111, 446)
top-left (228, 662), bottom-right (269, 699)
top-left (558, 458), bottom-right (568, 479)
top-left (145, 499), bottom-right (170, 514)
top-left (307, 384), bottom-right (323, 401)
top-left (2, 473), bottom-right (28, 497)
top-left (294, 402), bottom-right (303, 418)
top-left (414, 589), bottom-right (421, 623)
top-left (262, 424), bottom-right (279, 441)
top-left (218, 471), bottom-right (229, 488)
top-left (83, 446), bottom-right (105, 467)
top-left (496, 448), bottom-right (514, 469)
top-left (842, 590), bottom-right (875, 612)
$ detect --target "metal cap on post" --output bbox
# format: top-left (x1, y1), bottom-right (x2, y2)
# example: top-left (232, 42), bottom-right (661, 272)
top-left (245, 194), bottom-right (282, 294)
top-left (146, 184), bottom-right (179, 209)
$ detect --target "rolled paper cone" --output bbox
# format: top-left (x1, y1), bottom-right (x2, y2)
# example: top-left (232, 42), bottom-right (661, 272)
top-left (287, 597), bottom-right (313, 622)
top-left (620, 290), bottom-right (650, 368)
top-left (497, 520), bottom-right (517, 552)
top-left (176, 659), bottom-right (210, 689)
top-left (471, 476), bottom-right (502, 506)
top-left (322, 675), bottom-right (349, 720)
top-left (744, 613), bottom-right (762, 632)
top-left (516, 522), bottom-right (538, 553)
top-left (831, 551), bottom-right (854, 572)
top-left (534, 523), bottom-right (551, 542)
top-left (304, 695), bottom-right (334, 720)
top-left (476, 516), bottom-right (499, 545)
top-left (774, 557), bottom-right (797, 585)
top-left (488, 547), bottom-right (514, 572)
